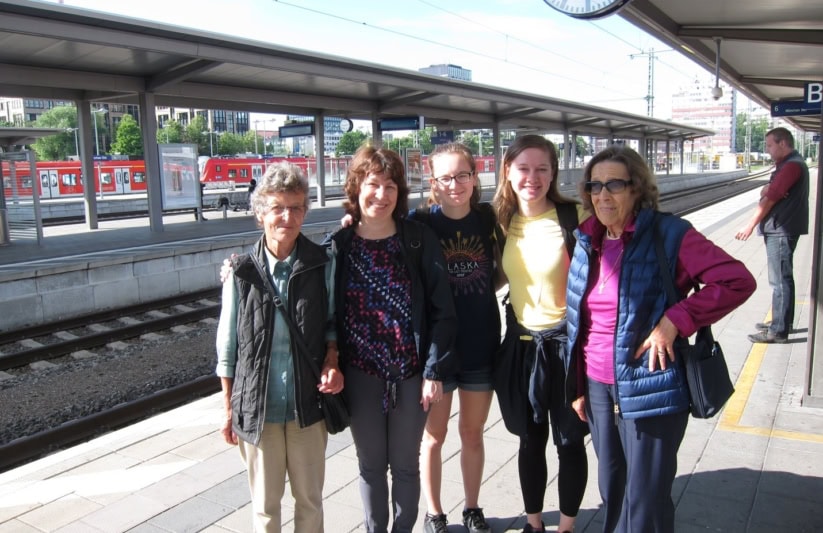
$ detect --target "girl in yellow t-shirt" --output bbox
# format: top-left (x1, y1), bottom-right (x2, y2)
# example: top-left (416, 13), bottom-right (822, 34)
top-left (493, 134), bottom-right (590, 533)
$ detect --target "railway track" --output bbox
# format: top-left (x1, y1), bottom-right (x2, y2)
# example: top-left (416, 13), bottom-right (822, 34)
top-left (0, 288), bottom-right (220, 372)
top-left (0, 289), bottom-right (223, 472)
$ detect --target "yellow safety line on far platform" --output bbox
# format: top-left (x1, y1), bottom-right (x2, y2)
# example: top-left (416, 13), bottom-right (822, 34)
top-left (718, 315), bottom-right (823, 443)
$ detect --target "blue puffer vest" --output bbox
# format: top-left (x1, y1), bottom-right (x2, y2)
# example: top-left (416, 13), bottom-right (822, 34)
top-left (567, 208), bottom-right (692, 419)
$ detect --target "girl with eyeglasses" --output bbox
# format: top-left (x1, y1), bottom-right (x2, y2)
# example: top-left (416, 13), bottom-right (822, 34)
top-left (413, 142), bottom-right (502, 533)
top-left (493, 134), bottom-right (591, 533)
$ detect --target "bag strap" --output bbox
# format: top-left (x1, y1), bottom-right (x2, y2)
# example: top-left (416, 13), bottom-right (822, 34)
top-left (403, 219), bottom-right (424, 274)
top-left (248, 252), bottom-right (323, 383)
top-left (556, 202), bottom-right (579, 260)
top-left (652, 213), bottom-right (679, 309)
top-left (652, 214), bottom-right (715, 343)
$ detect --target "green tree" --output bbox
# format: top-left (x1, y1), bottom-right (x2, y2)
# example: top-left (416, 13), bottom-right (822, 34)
top-left (157, 119), bottom-right (184, 144)
top-left (243, 130), bottom-right (264, 154)
top-left (0, 119), bottom-right (13, 127)
top-left (32, 105), bottom-right (78, 160)
top-left (216, 132), bottom-right (245, 155)
top-left (735, 113), bottom-right (770, 154)
top-left (110, 114), bottom-right (143, 156)
top-left (575, 136), bottom-right (590, 157)
top-left (336, 130), bottom-right (369, 155)
top-left (184, 116), bottom-right (209, 155)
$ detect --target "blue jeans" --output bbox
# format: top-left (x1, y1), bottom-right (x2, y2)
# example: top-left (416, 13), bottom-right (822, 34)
top-left (764, 234), bottom-right (799, 336)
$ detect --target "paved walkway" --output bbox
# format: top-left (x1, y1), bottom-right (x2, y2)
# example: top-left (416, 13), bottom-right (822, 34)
top-left (1, 186), bottom-right (823, 532)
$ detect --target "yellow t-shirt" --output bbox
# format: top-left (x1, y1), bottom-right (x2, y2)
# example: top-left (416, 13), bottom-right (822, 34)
top-left (503, 204), bottom-right (589, 330)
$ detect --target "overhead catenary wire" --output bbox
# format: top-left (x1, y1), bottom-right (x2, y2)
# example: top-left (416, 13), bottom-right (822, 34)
top-left (271, 0), bottom-right (644, 101)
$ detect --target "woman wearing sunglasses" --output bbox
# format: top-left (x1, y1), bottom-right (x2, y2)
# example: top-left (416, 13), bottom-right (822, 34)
top-left (565, 146), bottom-right (755, 532)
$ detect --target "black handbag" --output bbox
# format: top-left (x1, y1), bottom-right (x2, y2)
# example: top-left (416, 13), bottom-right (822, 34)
top-left (653, 217), bottom-right (735, 419)
top-left (250, 254), bottom-right (351, 434)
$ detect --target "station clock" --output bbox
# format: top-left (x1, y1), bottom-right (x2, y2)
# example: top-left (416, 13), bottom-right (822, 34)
top-left (542, 0), bottom-right (633, 19)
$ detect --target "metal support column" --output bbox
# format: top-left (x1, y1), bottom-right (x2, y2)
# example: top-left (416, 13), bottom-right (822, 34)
top-left (315, 113), bottom-right (326, 206)
top-left (372, 114), bottom-right (382, 147)
top-left (804, 114), bottom-right (823, 406)
top-left (493, 124), bottom-right (502, 186)
top-left (77, 102), bottom-right (98, 229)
top-left (138, 92), bottom-right (163, 232)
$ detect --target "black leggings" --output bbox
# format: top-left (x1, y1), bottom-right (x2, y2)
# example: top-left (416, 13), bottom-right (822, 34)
top-left (518, 415), bottom-right (588, 516)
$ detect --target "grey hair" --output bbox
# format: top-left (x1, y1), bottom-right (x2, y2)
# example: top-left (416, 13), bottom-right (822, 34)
top-left (250, 162), bottom-right (311, 216)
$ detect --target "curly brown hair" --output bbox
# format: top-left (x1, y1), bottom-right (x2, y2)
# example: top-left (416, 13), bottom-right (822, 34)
top-left (343, 145), bottom-right (409, 224)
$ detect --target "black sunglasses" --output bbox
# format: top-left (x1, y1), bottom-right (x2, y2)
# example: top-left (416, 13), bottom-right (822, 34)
top-left (584, 179), bottom-right (632, 195)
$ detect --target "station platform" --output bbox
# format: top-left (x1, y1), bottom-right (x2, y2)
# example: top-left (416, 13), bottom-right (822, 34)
top-left (0, 202), bottom-right (344, 333)
top-left (1, 182), bottom-right (822, 533)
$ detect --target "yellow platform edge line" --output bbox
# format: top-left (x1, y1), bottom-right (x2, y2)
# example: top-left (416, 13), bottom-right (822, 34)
top-left (717, 315), bottom-right (823, 443)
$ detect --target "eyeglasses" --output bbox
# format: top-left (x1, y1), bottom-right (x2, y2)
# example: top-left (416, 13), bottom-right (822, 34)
top-left (263, 204), bottom-right (307, 217)
top-left (584, 179), bottom-right (632, 195)
top-left (434, 171), bottom-right (474, 186)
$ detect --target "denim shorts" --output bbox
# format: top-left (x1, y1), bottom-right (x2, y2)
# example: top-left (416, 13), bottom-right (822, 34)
top-left (442, 366), bottom-right (494, 393)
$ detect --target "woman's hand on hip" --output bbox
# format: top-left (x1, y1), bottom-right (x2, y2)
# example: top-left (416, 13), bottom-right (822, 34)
top-left (635, 314), bottom-right (678, 372)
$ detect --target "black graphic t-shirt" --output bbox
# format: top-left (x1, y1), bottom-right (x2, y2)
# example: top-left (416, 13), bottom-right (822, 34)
top-left (410, 205), bottom-right (500, 372)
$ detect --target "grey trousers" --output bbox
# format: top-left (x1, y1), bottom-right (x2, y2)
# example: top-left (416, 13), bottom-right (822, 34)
top-left (345, 368), bottom-right (428, 533)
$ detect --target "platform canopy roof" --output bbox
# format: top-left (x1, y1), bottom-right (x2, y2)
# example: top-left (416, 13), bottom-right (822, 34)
top-left (0, 127), bottom-right (63, 151)
top-left (619, 0), bottom-right (823, 132)
top-left (0, 0), bottom-right (711, 142)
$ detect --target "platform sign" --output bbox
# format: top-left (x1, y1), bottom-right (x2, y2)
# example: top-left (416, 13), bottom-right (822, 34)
top-left (814, 134), bottom-right (821, 143)
top-left (431, 130), bottom-right (455, 145)
top-left (379, 116), bottom-right (424, 132)
top-left (159, 143), bottom-right (199, 210)
top-left (770, 100), bottom-right (821, 117)
top-left (279, 123), bottom-right (314, 138)
top-left (804, 82), bottom-right (822, 104)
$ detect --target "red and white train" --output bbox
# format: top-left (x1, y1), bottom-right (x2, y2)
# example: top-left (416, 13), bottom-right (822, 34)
top-left (2, 155), bottom-right (497, 199)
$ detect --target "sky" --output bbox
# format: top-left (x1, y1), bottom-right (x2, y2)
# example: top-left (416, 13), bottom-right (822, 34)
top-left (46, 0), bottom-right (727, 123)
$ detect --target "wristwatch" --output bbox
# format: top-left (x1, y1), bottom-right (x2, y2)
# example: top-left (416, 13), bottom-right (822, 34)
top-left (542, 0), bottom-right (633, 19)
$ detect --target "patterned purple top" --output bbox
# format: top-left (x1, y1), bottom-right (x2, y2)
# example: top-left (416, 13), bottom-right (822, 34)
top-left (344, 234), bottom-right (419, 406)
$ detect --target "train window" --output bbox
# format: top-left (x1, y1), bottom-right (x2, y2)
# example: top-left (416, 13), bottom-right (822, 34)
top-left (62, 174), bottom-right (78, 186)
top-left (41, 176), bottom-right (49, 187)
top-left (134, 172), bottom-right (146, 183)
top-left (51, 176), bottom-right (58, 186)
top-left (240, 169), bottom-right (248, 178)
top-left (216, 165), bottom-right (222, 172)
top-left (101, 173), bottom-right (112, 185)
top-left (228, 169), bottom-right (237, 178)
top-left (22, 177), bottom-right (33, 188)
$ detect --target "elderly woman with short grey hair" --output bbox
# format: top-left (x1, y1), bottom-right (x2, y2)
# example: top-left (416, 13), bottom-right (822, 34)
top-left (216, 162), bottom-right (341, 533)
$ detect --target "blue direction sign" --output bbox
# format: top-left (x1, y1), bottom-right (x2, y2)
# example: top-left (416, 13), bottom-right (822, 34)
top-left (804, 82), bottom-right (822, 105)
top-left (814, 134), bottom-right (821, 142)
top-left (770, 100), bottom-right (821, 117)
top-left (431, 130), bottom-right (455, 145)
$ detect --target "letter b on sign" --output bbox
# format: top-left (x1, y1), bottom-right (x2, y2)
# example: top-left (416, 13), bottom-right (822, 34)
top-left (805, 82), bottom-right (823, 104)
